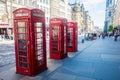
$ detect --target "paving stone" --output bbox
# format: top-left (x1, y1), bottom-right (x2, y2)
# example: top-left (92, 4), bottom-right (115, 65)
top-left (45, 72), bottom-right (76, 80)
top-left (75, 76), bottom-right (96, 80)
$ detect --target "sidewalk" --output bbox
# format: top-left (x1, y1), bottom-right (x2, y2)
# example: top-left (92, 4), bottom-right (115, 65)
top-left (0, 40), bottom-right (14, 44)
top-left (0, 40), bottom-right (15, 67)
top-left (0, 37), bottom-right (120, 80)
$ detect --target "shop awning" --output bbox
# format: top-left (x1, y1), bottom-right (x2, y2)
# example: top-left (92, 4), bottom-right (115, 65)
top-left (0, 24), bottom-right (13, 28)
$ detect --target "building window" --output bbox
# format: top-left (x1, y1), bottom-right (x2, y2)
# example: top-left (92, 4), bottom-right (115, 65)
top-left (24, 0), bottom-right (27, 5)
top-left (61, 0), bottom-right (64, 2)
top-left (18, 0), bottom-right (22, 5)
top-left (13, 0), bottom-right (17, 3)
top-left (29, 0), bottom-right (33, 6)
top-left (32, 1), bottom-right (37, 7)
top-left (43, 0), bottom-right (45, 4)
top-left (43, 7), bottom-right (45, 12)
top-left (12, 7), bottom-right (17, 11)
top-left (46, 0), bottom-right (48, 4)
top-left (109, 11), bottom-right (111, 17)
top-left (110, 0), bottom-right (112, 4)
top-left (40, 6), bottom-right (42, 10)
top-left (2, 15), bottom-right (7, 22)
top-left (106, 0), bottom-right (109, 7)
top-left (47, 17), bottom-right (49, 23)
top-left (46, 17), bottom-right (48, 23)
top-left (46, 8), bottom-right (48, 14)
top-left (40, 0), bottom-right (42, 3)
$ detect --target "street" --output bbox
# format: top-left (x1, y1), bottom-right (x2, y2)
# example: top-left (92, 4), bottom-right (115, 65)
top-left (0, 36), bottom-right (120, 80)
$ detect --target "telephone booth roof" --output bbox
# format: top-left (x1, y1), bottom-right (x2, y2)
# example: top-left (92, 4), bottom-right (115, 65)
top-left (67, 21), bottom-right (77, 27)
top-left (13, 8), bottom-right (44, 19)
top-left (50, 18), bottom-right (67, 24)
top-left (13, 7), bottom-right (44, 14)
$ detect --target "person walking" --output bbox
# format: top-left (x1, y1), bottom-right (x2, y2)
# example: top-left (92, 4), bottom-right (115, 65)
top-left (114, 30), bottom-right (119, 41)
top-left (102, 33), bottom-right (105, 39)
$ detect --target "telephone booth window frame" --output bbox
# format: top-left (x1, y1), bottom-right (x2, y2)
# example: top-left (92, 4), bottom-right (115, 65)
top-left (16, 20), bottom-right (30, 68)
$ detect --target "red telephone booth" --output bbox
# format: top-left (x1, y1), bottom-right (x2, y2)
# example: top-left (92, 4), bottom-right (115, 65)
top-left (67, 22), bottom-right (78, 52)
top-left (13, 8), bottom-right (47, 76)
top-left (49, 18), bottom-right (67, 59)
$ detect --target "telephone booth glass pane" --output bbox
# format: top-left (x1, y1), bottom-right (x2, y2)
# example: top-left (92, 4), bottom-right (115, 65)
top-left (64, 26), bottom-right (66, 54)
top-left (18, 28), bottom-right (25, 33)
top-left (36, 27), bottom-right (42, 32)
top-left (18, 40), bottom-right (26, 44)
top-left (19, 51), bottom-right (27, 56)
top-left (35, 22), bottom-right (44, 66)
top-left (18, 22), bottom-right (25, 27)
top-left (18, 45), bottom-right (27, 50)
top-left (37, 33), bottom-right (42, 38)
top-left (52, 26), bottom-right (58, 40)
top-left (18, 34), bottom-right (26, 39)
top-left (67, 28), bottom-right (73, 47)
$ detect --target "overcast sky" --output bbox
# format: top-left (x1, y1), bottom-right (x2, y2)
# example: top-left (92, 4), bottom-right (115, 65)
top-left (69, 0), bottom-right (106, 29)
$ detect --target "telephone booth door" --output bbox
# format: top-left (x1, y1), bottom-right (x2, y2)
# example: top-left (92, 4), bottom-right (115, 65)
top-left (67, 22), bottom-right (78, 52)
top-left (14, 19), bottom-right (31, 75)
top-left (50, 18), bottom-right (67, 59)
top-left (51, 25), bottom-right (59, 54)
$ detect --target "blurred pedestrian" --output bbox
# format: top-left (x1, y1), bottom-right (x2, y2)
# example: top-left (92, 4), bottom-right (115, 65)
top-left (109, 33), bottom-right (112, 37)
top-left (98, 34), bottom-right (101, 38)
top-left (114, 30), bottom-right (119, 41)
top-left (102, 33), bottom-right (105, 39)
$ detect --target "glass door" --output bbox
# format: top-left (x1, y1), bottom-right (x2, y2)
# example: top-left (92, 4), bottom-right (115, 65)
top-left (51, 26), bottom-right (59, 54)
top-left (16, 21), bottom-right (29, 68)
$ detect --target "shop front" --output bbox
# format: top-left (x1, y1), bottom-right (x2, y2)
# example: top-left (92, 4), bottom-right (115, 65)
top-left (0, 24), bottom-right (13, 40)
